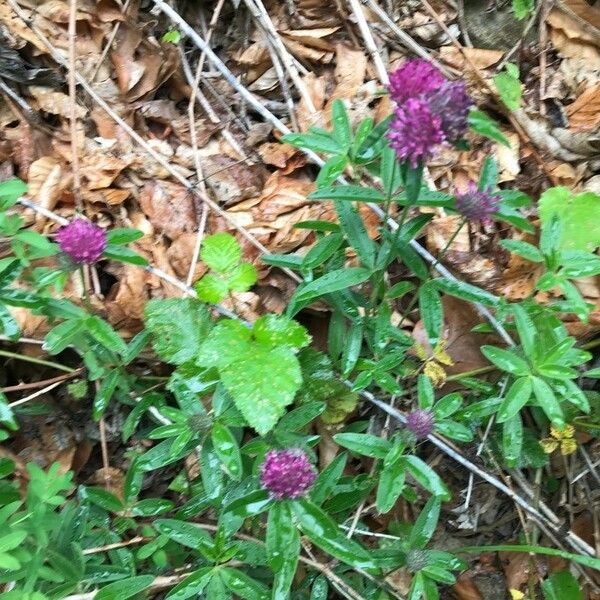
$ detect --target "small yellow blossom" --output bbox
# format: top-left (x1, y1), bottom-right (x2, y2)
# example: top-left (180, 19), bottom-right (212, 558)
top-left (416, 341), bottom-right (454, 387)
top-left (540, 424), bottom-right (577, 455)
top-left (433, 340), bottom-right (454, 366)
top-left (509, 590), bottom-right (526, 600)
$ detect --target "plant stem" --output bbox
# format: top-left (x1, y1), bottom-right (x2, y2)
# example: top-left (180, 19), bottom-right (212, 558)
top-left (0, 349), bottom-right (76, 373)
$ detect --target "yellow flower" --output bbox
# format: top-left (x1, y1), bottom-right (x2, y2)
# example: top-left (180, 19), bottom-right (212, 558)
top-left (510, 590), bottom-right (526, 600)
top-left (416, 341), bottom-right (454, 387)
top-left (540, 424), bottom-right (577, 455)
top-left (433, 340), bottom-right (454, 367)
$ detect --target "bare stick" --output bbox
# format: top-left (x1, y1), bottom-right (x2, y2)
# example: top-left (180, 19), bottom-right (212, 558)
top-left (68, 0), bottom-right (82, 209)
top-left (183, 0), bottom-right (226, 288)
top-left (347, 0), bottom-right (388, 81)
top-left (363, 0), bottom-right (451, 74)
top-left (242, 0), bottom-right (316, 114)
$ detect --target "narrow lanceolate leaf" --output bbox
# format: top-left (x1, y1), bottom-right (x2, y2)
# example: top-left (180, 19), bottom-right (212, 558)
top-left (220, 568), bottom-right (270, 600)
top-left (333, 433), bottom-right (391, 459)
top-left (419, 282), bottom-right (443, 346)
top-left (511, 304), bottom-right (536, 358)
top-left (334, 200), bottom-right (377, 268)
top-left (292, 268), bottom-right (371, 304)
top-left (481, 346), bottom-right (530, 376)
top-left (531, 376), bottom-right (564, 427)
top-left (433, 278), bottom-right (500, 307)
top-left (376, 457), bottom-right (405, 514)
top-left (95, 575), bottom-right (154, 600)
top-left (165, 567), bottom-right (213, 600)
top-left (211, 422), bottom-right (242, 480)
top-left (502, 413), bottom-right (523, 467)
top-left (403, 455), bottom-right (451, 500)
top-left (497, 377), bottom-right (532, 422)
top-left (409, 496), bottom-right (441, 549)
top-left (309, 185), bottom-right (386, 203)
top-left (267, 503), bottom-right (300, 600)
top-left (292, 499), bottom-right (377, 570)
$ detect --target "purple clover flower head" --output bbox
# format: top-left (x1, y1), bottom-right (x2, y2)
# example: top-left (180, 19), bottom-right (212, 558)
top-left (260, 449), bottom-right (317, 500)
top-left (387, 98), bottom-right (445, 167)
top-left (455, 182), bottom-right (501, 222)
top-left (56, 219), bottom-right (107, 264)
top-left (428, 81), bottom-right (472, 143)
top-left (387, 59), bottom-right (446, 106)
top-left (406, 409), bottom-right (434, 439)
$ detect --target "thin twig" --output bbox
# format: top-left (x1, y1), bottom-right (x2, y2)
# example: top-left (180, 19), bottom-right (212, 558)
top-left (3, 370), bottom-right (82, 395)
top-left (242, 0), bottom-right (316, 114)
top-left (347, 0), bottom-right (388, 81)
top-left (183, 0), bottom-right (226, 288)
top-left (68, 0), bottom-right (82, 209)
top-left (363, 0), bottom-right (451, 74)
top-left (8, 380), bottom-right (64, 408)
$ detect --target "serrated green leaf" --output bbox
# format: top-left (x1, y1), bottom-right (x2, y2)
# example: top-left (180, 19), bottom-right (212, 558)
top-left (494, 66), bottom-right (522, 111)
top-left (539, 188), bottom-right (600, 252)
top-left (144, 298), bottom-right (212, 365)
top-left (253, 314), bottom-right (311, 349)
top-left (196, 320), bottom-right (252, 368)
top-left (201, 233), bottom-right (241, 272)
top-left (512, 0), bottom-right (534, 19)
top-left (195, 273), bottom-right (229, 303)
top-left (220, 346), bottom-right (302, 435)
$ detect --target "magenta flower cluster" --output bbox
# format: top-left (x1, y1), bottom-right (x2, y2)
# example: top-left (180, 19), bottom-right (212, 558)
top-left (56, 219), bottom-right (107, 264)
top-left (386, 59), bottom-right (472, 166)
top-left (455, 182), bottom-right (500, 222)
top-left (405, 409), bottom-right (434, 439)
top-left (260, 449), bottom-right (317, 500)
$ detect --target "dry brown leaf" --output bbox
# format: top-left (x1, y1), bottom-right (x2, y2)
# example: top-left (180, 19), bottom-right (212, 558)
top-left (88, 188), bottom-right (131, 205)
top-left (27, 156), bottom-right (64, 215)
top-left (548, 8), bottom-right (600, 66)
top-left (80, 152), bottom-right (131, 189)
top-left (413, 296), bottom-right (497, 379)
top-left (139, 180), bottom-right (197, 240)
top-left (259, 142), bottom-right (307, 172)
top-left (0, 3), bottom-right (51, 53)
top-left (166, 233), bottom-right (208, 282)
top-left (88, 467), bottom-right (126, 501)
top-left (440, 47), bottom-right (503, 70)
top-left (281, 27), bottom-right (339, 50)
top-left (297, 72), bottom-right (327, 130)
top-left (29, 86), bottom-right (87, 119)
top-left (331, 43), bottom-right (368, 101)
top-left (36, 0), bottom-right (95, 23)
top-left (106, 263), bottom-right (148, 328)
top-left (452, 575), bottom-right (484, 600)
top-left (281, 37), bottom-right (333, 63)
top-left (566, 81), bottom-right (600, 130)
